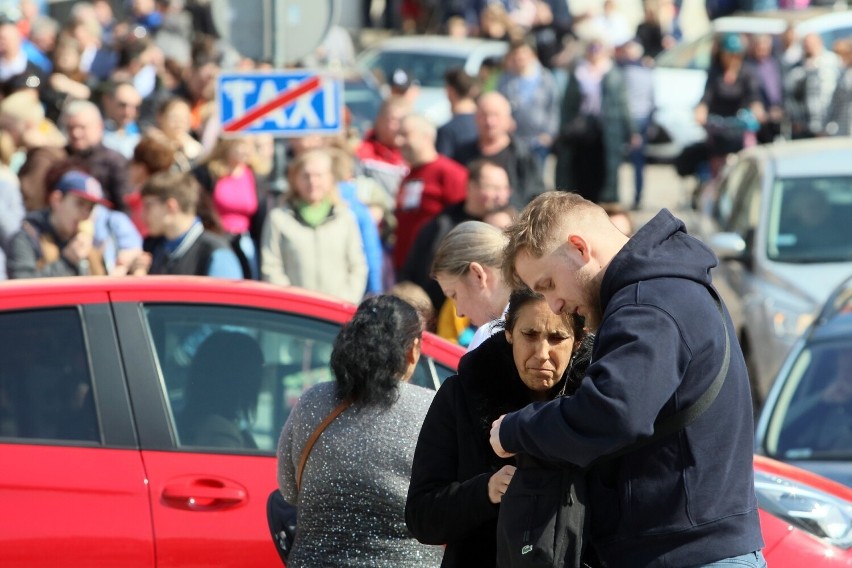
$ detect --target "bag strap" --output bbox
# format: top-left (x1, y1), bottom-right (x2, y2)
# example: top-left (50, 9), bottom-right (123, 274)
top-left (295, 398), bottom-right (352, 491)
top-left (593, 285), bottom-right (730, 466)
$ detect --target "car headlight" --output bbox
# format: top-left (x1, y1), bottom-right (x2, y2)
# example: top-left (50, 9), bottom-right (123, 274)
top-left (755, 471), bottom-right (852, 549)
top-left (771, 309), bottom-right (814, 339)
top-left (767, 297), bottom-right (815, 340)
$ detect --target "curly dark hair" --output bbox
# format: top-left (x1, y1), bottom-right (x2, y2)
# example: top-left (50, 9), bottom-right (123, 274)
top-left (331, 295), bottom-right (423, 409)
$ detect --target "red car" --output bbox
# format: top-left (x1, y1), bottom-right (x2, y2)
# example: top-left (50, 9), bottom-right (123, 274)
top-left (0, 277), bottom-right (459, 568)
top-left (0, 277), bottom-right (849, 567)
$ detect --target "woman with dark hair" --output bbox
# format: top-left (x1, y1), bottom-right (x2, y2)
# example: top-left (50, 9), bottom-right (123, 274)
top-left (405, 287), bottom-right (592, 568)
top-left (276, 295), bottom-right (444, 568)
top-left (694, 33), bottom-right (763, 177)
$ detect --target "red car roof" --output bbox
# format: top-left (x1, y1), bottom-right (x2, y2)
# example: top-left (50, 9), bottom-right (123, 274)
top-left (0, 276), bottom-right (464, 367)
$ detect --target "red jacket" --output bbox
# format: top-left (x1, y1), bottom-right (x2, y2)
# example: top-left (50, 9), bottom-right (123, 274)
top-left (393, 155), bottom-right (468, 270)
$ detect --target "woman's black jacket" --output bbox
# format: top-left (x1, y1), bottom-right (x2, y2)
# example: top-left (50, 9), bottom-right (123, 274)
top-left (405, 332), bottom-right (594, 568)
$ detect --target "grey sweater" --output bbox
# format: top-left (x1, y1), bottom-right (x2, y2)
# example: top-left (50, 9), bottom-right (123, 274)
top-left (277, 381), bottom-right (443, 568)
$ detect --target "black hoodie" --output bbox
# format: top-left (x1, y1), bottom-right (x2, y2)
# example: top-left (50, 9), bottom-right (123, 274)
top-left (499, 210), bottom-right (764, 567)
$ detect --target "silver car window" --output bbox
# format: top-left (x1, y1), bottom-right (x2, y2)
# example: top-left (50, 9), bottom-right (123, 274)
top-left (768, 177), bottom-right (852, 263)
top-left (765, 342), bottom-right (852, 460)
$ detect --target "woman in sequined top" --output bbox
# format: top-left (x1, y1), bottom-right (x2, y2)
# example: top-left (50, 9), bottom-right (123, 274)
top-left (276, 295), bottom-right (444, 568)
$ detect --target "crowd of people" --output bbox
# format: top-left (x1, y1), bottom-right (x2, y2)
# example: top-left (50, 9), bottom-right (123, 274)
top-left (2, 0), bottom-right (850, 347)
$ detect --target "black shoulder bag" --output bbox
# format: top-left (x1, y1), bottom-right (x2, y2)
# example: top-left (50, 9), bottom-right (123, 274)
top-left (496, 287), bottom-right (731, 568)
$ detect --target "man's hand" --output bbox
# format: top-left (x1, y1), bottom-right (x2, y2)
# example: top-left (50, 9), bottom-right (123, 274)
top-left (62, 232), bottom-right (94, 266)
top-left (490, 415), bottom-right (515, 458)
top-left (125, 252), bottom-right (152, 276)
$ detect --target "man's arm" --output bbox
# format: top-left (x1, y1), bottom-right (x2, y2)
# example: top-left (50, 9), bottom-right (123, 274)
top-left (496, 305), bottom-right (688, 467)
top-left (6, 230), bottom-right (79, 278)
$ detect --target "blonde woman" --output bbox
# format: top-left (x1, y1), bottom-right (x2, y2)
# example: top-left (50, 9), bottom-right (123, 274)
top-left (260, 149), bottom-right (367, 304)
top-left (431, 221), bottom-right (511, 351)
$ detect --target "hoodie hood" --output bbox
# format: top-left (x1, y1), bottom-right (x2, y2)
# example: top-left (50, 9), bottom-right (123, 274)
top-left (600, 209), bottom-right (718, 311)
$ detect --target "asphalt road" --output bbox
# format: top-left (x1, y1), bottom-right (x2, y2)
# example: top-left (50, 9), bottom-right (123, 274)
top-left (618, 162), bottom-right (702, 232)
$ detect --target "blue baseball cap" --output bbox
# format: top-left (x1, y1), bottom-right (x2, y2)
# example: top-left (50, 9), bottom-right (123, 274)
top-left (54, 171), bottom-right (112, 207)
top-left (721, 33), bottom-right (745, 54)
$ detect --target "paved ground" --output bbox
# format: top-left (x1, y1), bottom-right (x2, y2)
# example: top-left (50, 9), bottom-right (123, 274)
top-left (618, 162), bottom-right (701, 232)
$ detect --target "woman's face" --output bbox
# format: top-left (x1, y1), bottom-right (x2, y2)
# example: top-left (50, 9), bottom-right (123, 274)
top-left (128, 161), bottom-right (149, 188)
top-left (53, 43), bottom-right (80, 75)
top-left (226, 140), bottom-right (251, 168)
top-left (293, 156), bottom-right (334, 204)
top-left (436, 267), bottom-right (499, 328)
top-left (158, 102), bottom-right (191, 139)
top-left (586, 42), bottom-right (606, 64)
top-left (506, 300), bottom-right (575, 398)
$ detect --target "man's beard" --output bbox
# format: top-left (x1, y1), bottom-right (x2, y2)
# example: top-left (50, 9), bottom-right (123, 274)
top-left (575, 265), bottom-right (602, 331)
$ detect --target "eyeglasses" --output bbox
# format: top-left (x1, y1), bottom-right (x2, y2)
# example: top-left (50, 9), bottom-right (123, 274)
top-left (116, 101), bottom-right (140, 109)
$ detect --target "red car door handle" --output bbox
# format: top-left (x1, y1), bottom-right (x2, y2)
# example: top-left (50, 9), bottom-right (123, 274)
top-left (162, 478), bottom-right (248, 511)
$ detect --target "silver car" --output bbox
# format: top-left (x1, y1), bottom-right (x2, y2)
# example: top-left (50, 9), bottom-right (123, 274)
top-left (355, 35), bottom-right (508, 126)
top-left (693, 138), bottom-right (852, 407)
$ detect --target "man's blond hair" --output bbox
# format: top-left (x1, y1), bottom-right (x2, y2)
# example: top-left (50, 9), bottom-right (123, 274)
top-left (502, 191), bottom-right (605, 289)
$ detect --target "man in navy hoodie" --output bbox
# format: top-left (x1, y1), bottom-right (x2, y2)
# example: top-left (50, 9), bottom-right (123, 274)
top-left (489, 192), bottom-right (765, 567)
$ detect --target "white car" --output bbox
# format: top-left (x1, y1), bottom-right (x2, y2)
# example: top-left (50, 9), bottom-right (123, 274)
top-left (355, 35), bottom-right (509, 126)
top-left (648, 9), bottom-right (852, 161)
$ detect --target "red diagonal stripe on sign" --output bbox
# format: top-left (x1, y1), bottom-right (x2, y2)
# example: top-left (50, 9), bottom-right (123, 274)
top-left (222, 75), bottom-right (323, 133)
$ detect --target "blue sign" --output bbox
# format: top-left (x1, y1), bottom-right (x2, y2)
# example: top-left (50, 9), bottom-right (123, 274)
top-left (216, 71), bottom-right (343, 136)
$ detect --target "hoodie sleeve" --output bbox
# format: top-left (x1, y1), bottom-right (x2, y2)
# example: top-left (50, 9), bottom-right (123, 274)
top-left (500, 304), bottom-right (690, 467)
top-left (406, 377), bottom-right (499, 544)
